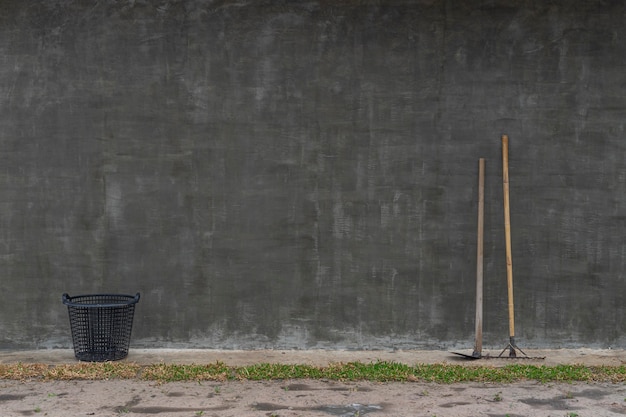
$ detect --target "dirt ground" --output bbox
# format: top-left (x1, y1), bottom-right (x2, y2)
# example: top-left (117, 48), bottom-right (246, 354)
top-left (1, 348), bottom-right (626, 417)
top-left (2, 378), bottom-right (626, 417)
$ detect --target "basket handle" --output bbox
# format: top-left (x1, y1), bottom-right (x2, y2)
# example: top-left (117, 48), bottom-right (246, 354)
top-left (62, 293), bottom-right (140, 306)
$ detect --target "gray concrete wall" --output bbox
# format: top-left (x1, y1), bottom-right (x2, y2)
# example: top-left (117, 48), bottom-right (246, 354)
top-left (0, 0), bottom-right (624, 350)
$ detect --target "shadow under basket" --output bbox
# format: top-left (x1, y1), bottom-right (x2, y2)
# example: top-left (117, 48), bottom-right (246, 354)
top-left (62, 293), bottom-right (140, 362)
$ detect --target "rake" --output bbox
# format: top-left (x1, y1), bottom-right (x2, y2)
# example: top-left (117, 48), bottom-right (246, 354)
top-left (497, 134), bottom-right (543, 359)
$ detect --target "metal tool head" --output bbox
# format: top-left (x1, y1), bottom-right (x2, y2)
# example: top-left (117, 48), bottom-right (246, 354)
top-left (451, 351), bottom-right (482, 360)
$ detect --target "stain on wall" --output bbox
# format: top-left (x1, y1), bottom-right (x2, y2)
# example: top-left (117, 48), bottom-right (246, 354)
top-left (0, 0), bottom-right (624, 350)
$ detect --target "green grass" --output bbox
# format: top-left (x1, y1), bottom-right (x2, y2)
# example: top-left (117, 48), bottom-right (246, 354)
top-left (1, 362), bottom-right (625, 384)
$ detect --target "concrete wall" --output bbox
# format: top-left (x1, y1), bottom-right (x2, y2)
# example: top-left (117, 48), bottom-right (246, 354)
top-left (0, 0), bottom-right (624, 350)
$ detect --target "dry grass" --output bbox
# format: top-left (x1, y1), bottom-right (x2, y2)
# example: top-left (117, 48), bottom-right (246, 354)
top-left (0, 363), bottom-right (50, 380)
top-left (0, 362), bottom-right (140, 381)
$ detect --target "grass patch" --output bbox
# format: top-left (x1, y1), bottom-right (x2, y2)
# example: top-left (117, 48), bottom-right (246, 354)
top-left (141, 362), bottom-right (231, 382)
top-left (0, 362), bottom-right (140, 380)
top-left (1, 362), bottom-right (625, 384)
top-left (45, 362), bottom-right (141, 380)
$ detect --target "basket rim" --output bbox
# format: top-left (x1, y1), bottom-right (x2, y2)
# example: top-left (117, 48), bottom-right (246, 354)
top-left (62, 293), bottom-right (140, 308)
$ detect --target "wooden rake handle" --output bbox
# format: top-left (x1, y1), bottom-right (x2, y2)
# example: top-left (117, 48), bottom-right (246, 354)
top-left (502, 135), bottom-right (515, 339)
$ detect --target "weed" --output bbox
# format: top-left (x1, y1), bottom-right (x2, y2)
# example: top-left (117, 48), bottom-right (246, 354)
top-left (567, 413), bottom-right (579, 417)
top-left (195, 411), bottom-right (204, 416)
top-left (34, 406), bottom-right (41, 413)
top-left (214, 385), bottom-right (221, 394)
top-left (493, 392), bottom-right (502, 402)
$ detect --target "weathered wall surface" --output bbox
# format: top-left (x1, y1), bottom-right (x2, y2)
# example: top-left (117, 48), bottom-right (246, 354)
top-left (0, 0), bottom-right (624, 350)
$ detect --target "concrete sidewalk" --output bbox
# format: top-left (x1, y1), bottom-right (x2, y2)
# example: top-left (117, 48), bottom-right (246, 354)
top-left (1, 348), bottom-right (625, 367)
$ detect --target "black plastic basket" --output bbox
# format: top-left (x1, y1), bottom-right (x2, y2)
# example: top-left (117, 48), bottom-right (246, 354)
top-left (62, 293), bottom-right (140, 362)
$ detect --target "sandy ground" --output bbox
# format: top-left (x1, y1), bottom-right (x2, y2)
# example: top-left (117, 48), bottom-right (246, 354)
top-left (1, 348), bottom-right (626, 417)
top-left (2, 378), bottom-right (626, 417)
